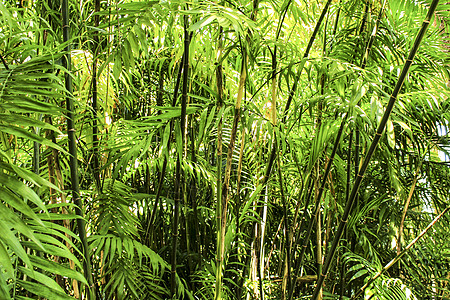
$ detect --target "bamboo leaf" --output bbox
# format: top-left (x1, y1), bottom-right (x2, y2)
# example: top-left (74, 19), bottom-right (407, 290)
top-left (17, 280), bottom-right (76, 300)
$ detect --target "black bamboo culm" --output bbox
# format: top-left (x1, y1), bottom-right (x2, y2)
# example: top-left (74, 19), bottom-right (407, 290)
top-left (170, 14), bottom-right (190, 297)
top-left (282, 0), bottom-right (332, 123)
top-left (259, 0), bottom-right (333, 219)
top-left (145, 51), bottom-right (184, 242)
top-left (145, 30), bottom-right (192, 241)
top-left (62, 0), bottom-right (96, 298)
top-left (289, 2), bottom-right (387, 297)
top-left (287, 117), bottom-right (346, 300)
top-left (311, 2), bottom-right (440, 298)
top-left (361, 0), bottom-right (387, 69)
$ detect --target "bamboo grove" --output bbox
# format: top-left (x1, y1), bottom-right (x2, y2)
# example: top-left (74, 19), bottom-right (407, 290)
top-left (1, 0), bottom-right (450, 299)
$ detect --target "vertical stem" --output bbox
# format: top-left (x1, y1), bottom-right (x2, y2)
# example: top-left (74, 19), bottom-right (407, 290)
top-left (259, 186), bottom-right (268, 300)
top-left (217, 2), bottom-right (259, 298)
top-left (215, 26), bottom-right (225, 300)
top-left (278, 150), bottom-right (291, 298)
top-left (282, 0), bottom-right (333, 122)
top-left (288, 117), bottom-right (346, 300)
top-left (339, 131), bottom-right (353, 300)
top-left (170, 13), bottom-right (190, 297)
top-left (91, 0), bottom-right (101, 190)
top-left (61, 0), bottom-right (96, 298)
top-left (145, 53), bottom-right (184, 242)
top-left (289, 2), bottom-right (387, 296)
top-left (316, 212), bottom-right (323, 300)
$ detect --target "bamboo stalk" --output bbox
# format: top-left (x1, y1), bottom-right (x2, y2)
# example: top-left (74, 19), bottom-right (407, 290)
top-left (215, 25), bottom-right (225, 300)
top-left (145, 39), bottom-right (191, 242)
top-left (361, 0), bottom-right (387, 69)
top-left (45, 118), bottom-right (81, 296)
top-left (288, 117), bottom-right (346, 300)
top-left (282, 0), bottom-right (333, 123)
top-left (316, 211), bottom-right (323, 300)
top-left (339, 131), bottom-right (353, 300)
top-left (91, 0), bottom-right (101, 190)
top-left (61, 0), bottom-right (96, 298)
top-left (311, 2), bottom-right (440, 298)
top-left (397, 162), bottom-right (422, 255)
top-left (288, 2), bottom-right (388, 296)
top-left (277, 144), bottom-right (291, 298)
top-left (251, 2), bottom-right (335, 292)
top-left (216, 2), bottom-right (260, 298)
top-left (256, 3), bottom-right (335, 292)
top-left (170, 14), bottom-right (190, 297)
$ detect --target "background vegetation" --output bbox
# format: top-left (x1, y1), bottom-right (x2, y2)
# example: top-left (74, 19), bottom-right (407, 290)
top-left (0, 0), bottom-right (450, 299)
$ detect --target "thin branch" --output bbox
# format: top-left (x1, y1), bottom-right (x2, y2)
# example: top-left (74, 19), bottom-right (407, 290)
top-left (351, 207), bottom-right (450, 300)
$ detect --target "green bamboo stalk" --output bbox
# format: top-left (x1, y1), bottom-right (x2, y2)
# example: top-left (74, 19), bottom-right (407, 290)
top-left (217, 29), bottom-right (246, 300)
top-left (397, 162), bottom-right (422, 255)
top-left (311, 2), bottom-right (440, 298)
top-left (315, 211), bottom-right (323, 300)
top-left (260, 5), bottom-right (335, 289)
top-left (351, 207), bottom-right (449, 300)
top-left (62, 0), bottom-right (96, 298)
top-left (216, 2), bottom-right (259, 299)
top-left (257, 36), bottom-right (280, 300)
top-left (339, 131), bottom-right (353, 300)
top-left (262, 0), bottom-right (333, 193)
top-left (215, 25), bottom-right (225, 300)
top-left (275, 82), bottom-right (291, 300)
top-left (170, 14), bottom-right (190, 297)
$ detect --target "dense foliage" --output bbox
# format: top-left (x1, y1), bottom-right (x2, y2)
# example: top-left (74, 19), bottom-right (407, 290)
top-left (0, 0), bottom-right (450, 299)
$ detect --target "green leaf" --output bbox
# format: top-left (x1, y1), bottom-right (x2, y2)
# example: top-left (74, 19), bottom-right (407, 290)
top-left (0, 220), bottom-right (32, 270)
top-left (0, 125), bottom-right (66, 153)
top-left (350, 268), bottom-right (369, 282)
top-left (189, 15), bottom-right (216, 31)
top-left (29, 255), bottom-right (87, 285)
top-left (0, 173), bottom-right (46, 212)
top-left (386, 119), bottom-right (395, 148)
top-left (0, 240), bottom-right (14, 278)
top-left (18, 280), bottom-right (76, 300)
top-left (18, 266), bottom-right (65, 293)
